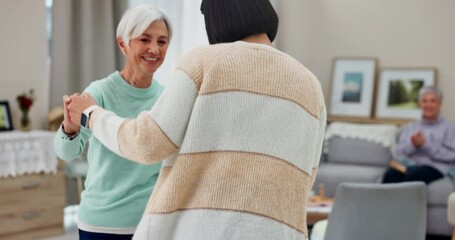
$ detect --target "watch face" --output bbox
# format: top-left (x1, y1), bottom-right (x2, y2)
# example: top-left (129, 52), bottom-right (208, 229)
top-left (80, 113), bottom-right (89, 127)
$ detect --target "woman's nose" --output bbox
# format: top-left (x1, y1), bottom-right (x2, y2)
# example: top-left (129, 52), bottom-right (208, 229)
top-left (148, 45), bottom-right (159, 54)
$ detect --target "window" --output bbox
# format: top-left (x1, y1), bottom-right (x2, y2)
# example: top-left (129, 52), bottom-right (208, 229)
top-left (46, 0), bottom-right (53, 61)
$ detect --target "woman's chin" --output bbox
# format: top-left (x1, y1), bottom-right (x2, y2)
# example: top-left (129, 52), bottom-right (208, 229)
top-left (423, 114), bottom-right (438, 120)
top-left (144, 66), bottom-right (159, 75)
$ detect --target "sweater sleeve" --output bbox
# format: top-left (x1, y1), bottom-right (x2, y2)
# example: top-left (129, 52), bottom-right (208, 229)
top-left (53, 126), bottom-right (91, 161)
top-left (53, 84), bottom-right (101, 161)
top-left (91, 70), bottom-right (198, 164)
top-left (395, 123), bottom-right (418, 158)
top-left (421, 123), bottom-right (455, 163)
top-left (310, 107), bottom-right (327, 187)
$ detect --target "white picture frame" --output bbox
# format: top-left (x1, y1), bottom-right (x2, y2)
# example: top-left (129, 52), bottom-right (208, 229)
top-left (329, 58), bottom-right (377, 119)
top-left (375, 68), bottom-right (437, 120)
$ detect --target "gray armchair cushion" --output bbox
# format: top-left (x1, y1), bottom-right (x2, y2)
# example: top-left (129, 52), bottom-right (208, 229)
top-left (327, 136), bottom-right (391, 167)
top-left (313, 164), bottom-right (386, 198)
top-left (324, 182), bottom-right (427, 240)
top-left (428, 206), bottom-right (452, 236)
top-left (427, 178), bottom-right (454, 206)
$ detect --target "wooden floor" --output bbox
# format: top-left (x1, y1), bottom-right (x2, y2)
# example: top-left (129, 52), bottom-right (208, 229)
top-left (38, 205), bottom-right (78, 240)
top-left (39, 230), bottom-right (78, 240)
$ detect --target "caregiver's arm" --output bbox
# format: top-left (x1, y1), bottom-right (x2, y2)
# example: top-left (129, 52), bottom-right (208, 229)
top-left (68, 70), bottom-right (198, 164)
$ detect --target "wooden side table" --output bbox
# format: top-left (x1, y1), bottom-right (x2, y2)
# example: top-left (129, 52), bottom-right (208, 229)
top-left (307, 208), bottom-right (331, 225)
top-left (307, 183), bottom-right (333, 225)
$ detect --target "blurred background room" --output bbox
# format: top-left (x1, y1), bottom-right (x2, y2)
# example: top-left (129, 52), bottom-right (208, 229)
top-left (0, 0), bottom-right (454, 239)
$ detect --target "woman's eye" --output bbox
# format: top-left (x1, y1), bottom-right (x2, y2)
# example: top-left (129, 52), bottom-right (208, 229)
top-left (140, 39), bottom-right (150, 43)
top-left (158, 40), bottom-right (168, 45)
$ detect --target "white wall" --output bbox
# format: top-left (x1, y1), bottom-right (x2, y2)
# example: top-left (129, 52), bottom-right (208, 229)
top-left (1, 0), bottom-right (455, 129)
top-left (0, 0), bottom-right (48, 130)
top-left (276, 0), bottom-right (455, 122)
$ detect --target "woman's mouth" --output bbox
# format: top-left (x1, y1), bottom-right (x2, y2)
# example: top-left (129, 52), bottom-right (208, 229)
top-left (143, 56), bottom-right (158, 62)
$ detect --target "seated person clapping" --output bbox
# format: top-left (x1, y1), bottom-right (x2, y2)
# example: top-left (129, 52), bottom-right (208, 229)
top-left (382, 86), bottom-right (455, 184)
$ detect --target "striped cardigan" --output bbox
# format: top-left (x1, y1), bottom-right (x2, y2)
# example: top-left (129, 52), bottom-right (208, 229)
top-left (90, 41), bottom-right (326, 240)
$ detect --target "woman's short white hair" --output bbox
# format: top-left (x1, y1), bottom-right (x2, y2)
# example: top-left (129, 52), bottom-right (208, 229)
top-left (418, 86), bottom-right (443, 102)
top-left (116, 5), bottom-right (172, 46)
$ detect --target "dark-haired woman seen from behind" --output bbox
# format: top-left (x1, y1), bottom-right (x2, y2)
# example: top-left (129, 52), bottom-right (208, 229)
top-left (67, 0), bottom-right (326, 239)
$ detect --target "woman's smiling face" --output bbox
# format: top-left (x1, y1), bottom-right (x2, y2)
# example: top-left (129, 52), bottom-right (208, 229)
top-left (125, 20), bottom-right (169, 76)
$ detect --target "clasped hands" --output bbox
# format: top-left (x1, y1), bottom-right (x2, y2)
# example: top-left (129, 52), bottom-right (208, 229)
top-left (62, 93), bottom-right (97, 134)
top-left (411, 131), bottom-right (425, 148)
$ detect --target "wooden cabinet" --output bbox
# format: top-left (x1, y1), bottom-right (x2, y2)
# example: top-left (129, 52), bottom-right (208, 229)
top-left (0, 163), bottom-right (65, 240)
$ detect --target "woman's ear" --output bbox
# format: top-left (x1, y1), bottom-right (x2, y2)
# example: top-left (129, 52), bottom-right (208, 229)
top-left (117, 36), bottom-right (126, 55)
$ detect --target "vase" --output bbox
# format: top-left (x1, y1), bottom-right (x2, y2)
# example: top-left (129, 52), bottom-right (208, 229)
top-left (20, 110), bottom-right (31, 131)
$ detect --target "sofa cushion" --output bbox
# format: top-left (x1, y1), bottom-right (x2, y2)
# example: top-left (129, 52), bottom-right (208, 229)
top-left (427, 206), bottom-right (452, 236)
top-left (313, 163), bottom-right (386, 198)
top-left (327, 136), bottom-right (391, 167)
top-left (427, 178), bottom-right (454, 206)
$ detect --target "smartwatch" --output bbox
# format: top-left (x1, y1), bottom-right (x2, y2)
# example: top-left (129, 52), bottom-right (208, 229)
top-left (80, 105), bottom-right (100, 128)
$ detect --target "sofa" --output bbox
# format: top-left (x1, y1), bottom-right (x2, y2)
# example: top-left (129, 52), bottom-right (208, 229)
top-left (312, 122), bottom-right (455, 236)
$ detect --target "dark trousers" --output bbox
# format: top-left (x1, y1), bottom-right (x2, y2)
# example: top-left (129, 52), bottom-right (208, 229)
top-left (382, 165), bottom-right (443, 184)
top-left (79, 229), bottom-right (133, 240)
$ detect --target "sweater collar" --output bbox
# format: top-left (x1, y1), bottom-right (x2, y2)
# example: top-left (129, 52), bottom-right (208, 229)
top-left (111, 71), bottom-right (162, 99)
top-left (420, 115), bottom-right (444, 125)
top-left (235, 41), bottom-right (281, 54)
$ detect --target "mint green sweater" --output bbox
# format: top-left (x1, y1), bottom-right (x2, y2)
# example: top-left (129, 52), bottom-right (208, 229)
top-left (54, 71), bottom-right (164, 229)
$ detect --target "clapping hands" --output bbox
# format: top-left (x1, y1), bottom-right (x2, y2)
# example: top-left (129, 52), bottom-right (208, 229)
top-left (411, 131), bottom-right (426, 148)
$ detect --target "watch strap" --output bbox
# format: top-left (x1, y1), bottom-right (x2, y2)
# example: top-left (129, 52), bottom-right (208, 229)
top-left (83, 105), bottom-right (100, 116)
top-left (80, 105), bottom-right (100, 128)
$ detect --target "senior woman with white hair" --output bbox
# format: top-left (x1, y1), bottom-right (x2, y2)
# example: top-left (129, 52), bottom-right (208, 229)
top-left (54, 5), bottom-right (171, 240)
top-left (382, 86), bottom-right (455, 184)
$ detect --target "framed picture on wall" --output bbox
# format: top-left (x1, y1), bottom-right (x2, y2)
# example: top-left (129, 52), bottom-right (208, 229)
top-left (374, 67), bottom-right (437, 120)
top-left (0, 101), bottom-right (13, 131)
top-left (329, 57), bottom-right (377, 119)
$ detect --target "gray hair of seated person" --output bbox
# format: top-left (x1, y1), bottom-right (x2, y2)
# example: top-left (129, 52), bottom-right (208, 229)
top-left (116, 4), bottom-right (172, 46)
top-left (418, 86), bottom-right (443, 102)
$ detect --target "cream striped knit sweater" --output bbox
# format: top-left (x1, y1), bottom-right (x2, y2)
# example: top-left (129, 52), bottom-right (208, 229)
top-left (90, 41), bottom-right (326, 240)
